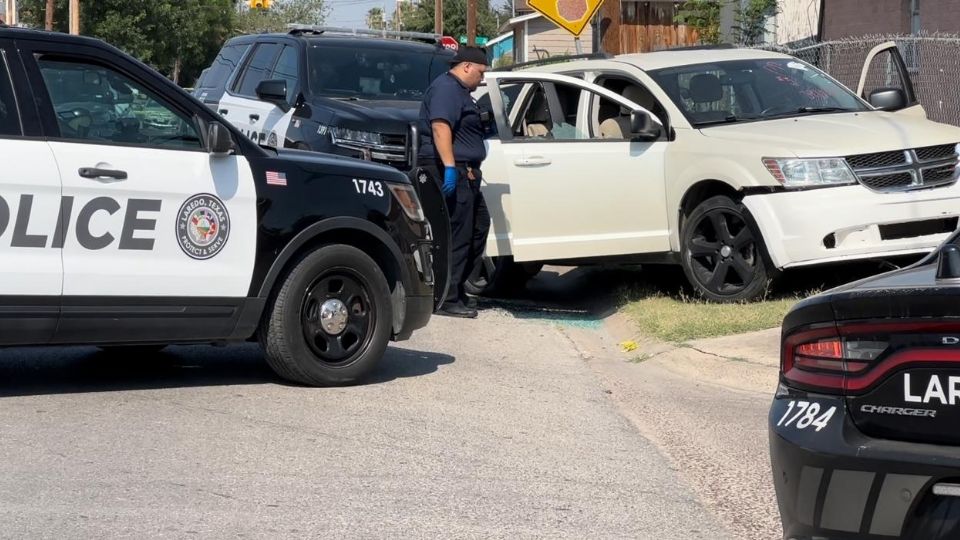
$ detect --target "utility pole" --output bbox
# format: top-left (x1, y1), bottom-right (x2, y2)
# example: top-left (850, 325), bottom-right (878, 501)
top-left (3, 0), bottom-right (17, 26)
top-left (466, 0), bottom-right (476, 45)
top-left (69, 0), bottom-right (79, 35)
top-left (434, 0), bottom-right (442, 34)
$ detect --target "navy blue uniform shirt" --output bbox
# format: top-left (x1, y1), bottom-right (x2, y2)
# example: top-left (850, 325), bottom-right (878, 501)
top-left (418, 72), bottom-right (487, 164)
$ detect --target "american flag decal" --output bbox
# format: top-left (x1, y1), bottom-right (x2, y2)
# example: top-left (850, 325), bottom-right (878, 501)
top-left (265, 170), bottom-right (287, 186)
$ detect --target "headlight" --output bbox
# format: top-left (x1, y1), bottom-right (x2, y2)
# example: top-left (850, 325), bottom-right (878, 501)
top-left (331, 127), bottom-right (383, 146)
top-left (387, 183), bottom-right (426, 222)
top-left (762, 158), bottom-right (857, 188)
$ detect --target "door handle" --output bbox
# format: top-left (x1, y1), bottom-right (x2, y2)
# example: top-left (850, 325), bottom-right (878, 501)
top-left (249, 114), bottom-right (260, 122)
top-left (219, 109), bottom-right (229, 115)
top-left (514, 156), bottom-right (552, 167)
top-left (78, 167), bottom-right (127, 180)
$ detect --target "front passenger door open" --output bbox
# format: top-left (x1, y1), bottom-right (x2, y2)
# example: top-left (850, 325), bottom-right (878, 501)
top-left (857, 41), bottom-right (924, 118)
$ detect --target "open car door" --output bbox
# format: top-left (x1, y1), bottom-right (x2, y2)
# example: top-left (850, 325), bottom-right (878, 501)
top-left (482, 71), bottom-right (669, 263)
top-left (408, 125), bottom-right (451, 311)
top-left (857, 41), bottom-right (925, 118)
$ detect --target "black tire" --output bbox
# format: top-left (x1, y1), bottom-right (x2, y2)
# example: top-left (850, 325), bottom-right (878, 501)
top-left (680, 195), bottom-right (775, 302)
top-left (259, 244), bottom-right (392, 386)
top-left (464, 256), bottom-right (542, 296)
top-left (97, 345), bottom-right (167, 356)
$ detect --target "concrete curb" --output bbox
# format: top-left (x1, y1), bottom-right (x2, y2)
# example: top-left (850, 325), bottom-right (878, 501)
top-left (600, 311), bottom-right (781, 396)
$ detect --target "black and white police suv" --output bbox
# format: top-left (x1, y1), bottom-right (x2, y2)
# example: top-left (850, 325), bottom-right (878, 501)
top-left (770, 237), bottom-right (960, 538)
top-left (0, 26), bottom-right (435, 386)
top-left (193, 25), bottom-right (455, 168)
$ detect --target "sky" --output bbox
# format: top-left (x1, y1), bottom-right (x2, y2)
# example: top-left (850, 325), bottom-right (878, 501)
top-left (326, 0), bottom-right (397, 29)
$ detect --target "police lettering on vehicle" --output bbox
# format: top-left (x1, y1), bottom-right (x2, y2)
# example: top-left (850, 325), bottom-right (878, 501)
top-left (177, 194), bottom-right (231, 260)
top-left (0, 194), bottom-right (160, 251)
top-left (0, 193), bottom-right (232, 259)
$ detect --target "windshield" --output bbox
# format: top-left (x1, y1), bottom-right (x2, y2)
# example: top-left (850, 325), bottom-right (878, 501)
top-left (307, 45), bottom-right (449, 101)
top-left (648, 58), bottom-right (869, 127)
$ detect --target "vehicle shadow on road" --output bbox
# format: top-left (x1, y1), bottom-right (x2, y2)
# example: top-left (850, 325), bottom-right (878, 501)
top-left (0, 343), bottom-right (455, 397)
top-left (478, 256), bottom-right (924, 321)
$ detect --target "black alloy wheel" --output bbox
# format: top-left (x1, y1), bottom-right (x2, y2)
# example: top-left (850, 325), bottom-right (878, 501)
top-left (681, 195), bottom-right (772, 302)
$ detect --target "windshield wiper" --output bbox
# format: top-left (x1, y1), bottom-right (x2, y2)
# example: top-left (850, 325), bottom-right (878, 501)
top-left (796, 106), bottom-right (854, 114)
top-left (695, 115), bottom-right (741, 126)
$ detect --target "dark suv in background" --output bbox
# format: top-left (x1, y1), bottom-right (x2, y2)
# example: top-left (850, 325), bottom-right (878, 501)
top-left (193, 25), bottom-right (455, 169)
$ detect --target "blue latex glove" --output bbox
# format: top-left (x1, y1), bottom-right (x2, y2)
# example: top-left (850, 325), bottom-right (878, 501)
top-left (442, 166), bottom-right (458, 197)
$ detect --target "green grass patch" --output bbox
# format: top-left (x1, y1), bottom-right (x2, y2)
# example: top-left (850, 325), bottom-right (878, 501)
top-left (620, 287), bottom-right (805, 342)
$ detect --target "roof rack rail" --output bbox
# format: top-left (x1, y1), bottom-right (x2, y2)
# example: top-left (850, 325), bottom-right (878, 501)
top-left (287, 24), bottom-right (441, 44)
top-left (497, 53), bottom-right (613, 72)
top-left (657, 43), bottom-right (738, 52)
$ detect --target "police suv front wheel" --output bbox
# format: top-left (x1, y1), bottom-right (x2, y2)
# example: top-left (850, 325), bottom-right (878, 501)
top-left (260, 245), bottom-right (393, 386)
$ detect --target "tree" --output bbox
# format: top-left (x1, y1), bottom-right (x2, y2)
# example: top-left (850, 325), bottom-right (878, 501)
top-left (44, 0), bottom-right (55, 30)
top-left (732, 0), bottom-right (778, 46)
top-left (675, 0), bottom-right (723, 45)
top-left (17, 0), bottom-right (235, 86)
top-left (399, 0), bottom-right (500, 39)
top-left (366, 6), bottom-right (386, 31)
top-left (234, 0), bottom-right (328, 34)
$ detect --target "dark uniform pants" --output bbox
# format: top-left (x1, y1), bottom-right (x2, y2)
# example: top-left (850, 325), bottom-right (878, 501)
top-left (423, 161), bottom-right (491, 304)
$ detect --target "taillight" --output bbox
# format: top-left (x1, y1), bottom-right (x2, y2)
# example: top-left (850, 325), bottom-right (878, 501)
top-left (782, 321), bottom-right (960, 394)
top-left (782, 325), bottom-right (889, 393)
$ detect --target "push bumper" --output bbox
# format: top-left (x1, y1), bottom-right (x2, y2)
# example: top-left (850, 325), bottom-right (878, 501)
top-left (770, 386), bottom-right (960, 540)
top-left (743, 183), bottom-right (960, 269)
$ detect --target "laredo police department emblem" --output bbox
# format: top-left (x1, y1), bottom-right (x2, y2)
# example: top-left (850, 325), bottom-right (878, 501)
top-left (176, 194), bottom-right (230, 260)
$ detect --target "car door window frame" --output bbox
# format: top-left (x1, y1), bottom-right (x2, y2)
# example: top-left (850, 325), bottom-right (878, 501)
top-left (0, 47), bottom-right (24, 139)
top-left (587, 72), bottom-right (672, 136)
top-left (269, 44), bottom-right (301, 103)
top-left (230, 41), bottom-right (283, 99)
top-left (23, 48), bottom-right (212, 153)
top-left (195, 41), bottom-right (252, 105)
top-left (488, 73), bottom-right (664, 144)
top-left (856, 41), bottom-right (918, 106)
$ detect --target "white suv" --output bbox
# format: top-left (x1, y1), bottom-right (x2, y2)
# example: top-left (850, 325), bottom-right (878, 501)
top-left (472, 43), bottom-right (960, 301)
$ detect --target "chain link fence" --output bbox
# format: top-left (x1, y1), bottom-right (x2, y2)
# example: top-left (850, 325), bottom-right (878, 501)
top-left (763, 35), bottom-right (960, 127)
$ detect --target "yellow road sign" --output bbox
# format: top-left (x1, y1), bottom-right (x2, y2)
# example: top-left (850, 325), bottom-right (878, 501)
top-left (527, 0), bottom-right (604, 37)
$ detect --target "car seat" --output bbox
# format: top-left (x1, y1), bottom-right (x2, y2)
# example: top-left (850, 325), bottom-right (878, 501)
top-left (599, 85), bottom-right (657, 139)
top-left (687, 73), bottom-right (730, 123)
top-left (524, 89), bottom-right (552, 138)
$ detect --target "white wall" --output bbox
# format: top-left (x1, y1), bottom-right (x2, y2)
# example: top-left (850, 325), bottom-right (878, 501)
top-left (775, 0), bottom-right (821, 44)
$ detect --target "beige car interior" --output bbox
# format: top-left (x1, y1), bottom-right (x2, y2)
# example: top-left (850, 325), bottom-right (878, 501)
top-left (598, 85), bottom-right (658, 139)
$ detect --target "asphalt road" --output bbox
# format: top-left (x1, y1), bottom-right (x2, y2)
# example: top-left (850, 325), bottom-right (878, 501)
top-left (0, 276), bottom-right (732, 539)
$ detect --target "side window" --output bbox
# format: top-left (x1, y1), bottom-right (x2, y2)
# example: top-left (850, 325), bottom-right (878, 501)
top-left (501, 81), bottom-right (586, 141)
top-left (591, 92), bottom-right (640, 140)
top-left (270, 45), bottom-right (299, 101)
top-left (597, 76), bottom-right (667, 124)
top-left (234, 43), bottom-right (280, 97)
top-left (37, 58), bottom-right (202, 149)
top-left (195, 43), bottom-right (250, 102)
top-left (0, 51), bottom-right (21, 137)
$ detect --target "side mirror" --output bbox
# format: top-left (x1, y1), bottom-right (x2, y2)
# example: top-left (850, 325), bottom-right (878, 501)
top-left (630, 110), bottom-right (662, 141)
top-left (206, 121), bottom-right (234, 157)
top-left (868, 87), bottom-right (907, 111)
top-left (256, 79), bottom-right (290, 111)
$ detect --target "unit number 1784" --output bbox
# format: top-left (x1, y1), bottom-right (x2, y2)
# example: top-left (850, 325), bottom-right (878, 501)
top-left (776, 400), bottom-right (837, 432)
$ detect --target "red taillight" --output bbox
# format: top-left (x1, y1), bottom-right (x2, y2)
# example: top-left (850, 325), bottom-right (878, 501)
top-left (782, 326), bottom-right (890, 393)
top-left (782, 321), bottom-right (960, 394)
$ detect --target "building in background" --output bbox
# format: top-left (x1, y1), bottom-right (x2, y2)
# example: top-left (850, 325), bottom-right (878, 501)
top-left (503, 11), bottom-right (594, 63)
top-left (486, 30), bottom-right (515, 66)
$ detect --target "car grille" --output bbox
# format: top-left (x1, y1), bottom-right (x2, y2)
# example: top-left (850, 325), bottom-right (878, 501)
top-left (845, 150), bottom-right (907, 170)
top-left (845, 144), bottom-right (959, 193)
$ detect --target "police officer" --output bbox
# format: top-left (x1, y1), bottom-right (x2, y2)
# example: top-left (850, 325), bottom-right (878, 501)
top-left (418, 46), bottom-right (491, 318)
